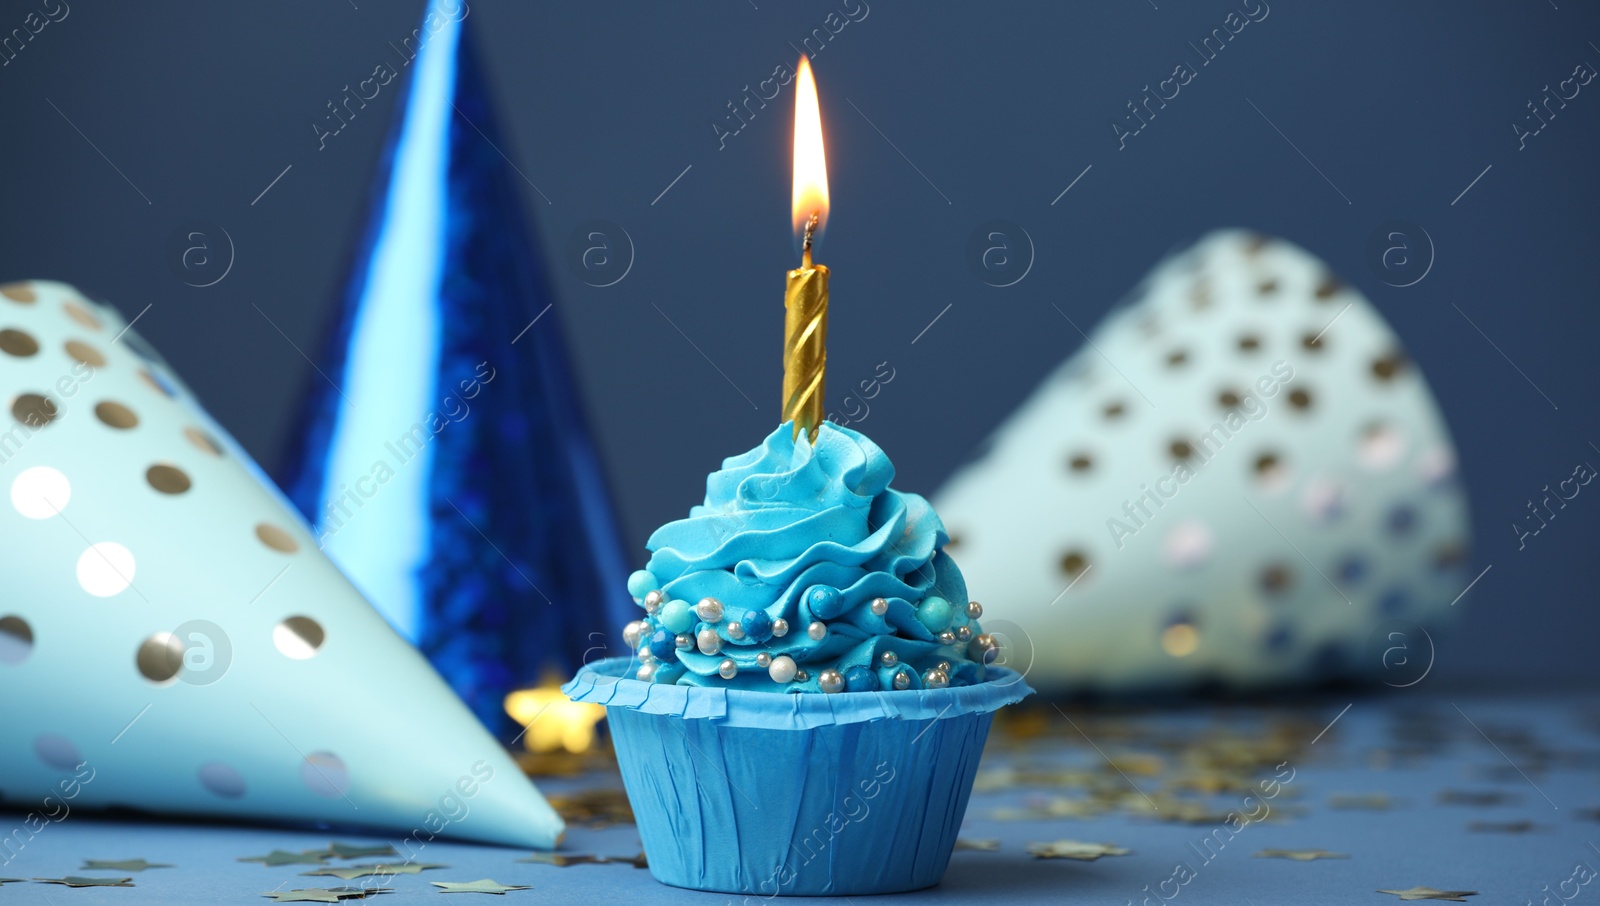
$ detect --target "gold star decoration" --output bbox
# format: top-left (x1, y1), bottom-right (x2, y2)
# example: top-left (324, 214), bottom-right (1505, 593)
top-left (1026, 840), bottom-right (1130, 861)
top-left (312, 843), bottom-right (401, 861)
top-left (82, 859), bottom-right (173, 872)
top-left (504, 676), bottom-right (606, 754)
top-left (953, 838), bottom-right (1001, 852)
top-left (545, 788), bottom-right (635, 828)
top-left (260, 888), bottom-right (390, 903)
top-left (1377, 887), bottom-right (1479, 902)
top-left (241, 850), bottom-right (330, 867)
top-left (34, 876), bottom-right (135, 888)
top-left (0, 879), bottom-right (22, 885)
top-left (1254, 849), bottom-right (1349, 861)
top-left (302, 863), bottom-right (446, 880)
top-left (516, 852), bottom-right (647, 868)
top-left (431, 878), bottom-right (532, 894)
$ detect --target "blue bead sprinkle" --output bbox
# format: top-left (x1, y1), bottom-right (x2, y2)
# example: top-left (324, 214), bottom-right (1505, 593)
top-left (844, 665), bottom-right (879, 692)
top-left (741, 609), bottom-right (774, 642)
top-left (647, 628), bottom-right (678, 662)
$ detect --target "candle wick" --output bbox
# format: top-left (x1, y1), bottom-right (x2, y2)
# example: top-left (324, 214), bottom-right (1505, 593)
top-left (802, 212), bottom-right (819, 266)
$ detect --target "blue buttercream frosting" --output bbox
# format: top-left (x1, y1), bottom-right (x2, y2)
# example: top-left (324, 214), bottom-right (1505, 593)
top-left (626, 422), bottom-right (991, 693)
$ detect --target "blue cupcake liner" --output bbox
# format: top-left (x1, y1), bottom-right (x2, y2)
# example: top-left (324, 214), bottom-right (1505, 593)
top-left (564, 657), bottom-right (1032, 896)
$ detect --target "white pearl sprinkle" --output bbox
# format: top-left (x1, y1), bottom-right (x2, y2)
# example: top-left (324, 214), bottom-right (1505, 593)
top-left (727, 621), bottom-right (746, 640)
top-left (643, 590), bottom-right (666, 613)
top-left (938, 630), bottom-right (956, 645)
top-left (675, 633), bottom-right (693, 651)
top-left (772, 618), bottom-right (789, 638)
top-left (966, 600), bottom-right (983, 619)
top-left (892, 669), bottom-right (912, 690)
top-left (957, 625), bottom-right (972, 642)
top-left (924, 668), bottom-right (949, 689)
top-left (637, 663), bottom-right (658, 682)
top-left (696, 628), bottom-right (722, 655)
top-left (768, 655), bottom-right (798, 684)
top-left (870, 597), bottom-right (889, 616)
top-left (718, 658), bottom-right (738, 679)
top-left (807, 621), bottom-right (827, 641)
top-left (756, 652), bottom-right (773, 668)
top-left (879, 651), bottom-right (899, 668)
top-left (695, 597), bottom-right (724, 623)
top-left (622, 621), bottom-right (644, 649)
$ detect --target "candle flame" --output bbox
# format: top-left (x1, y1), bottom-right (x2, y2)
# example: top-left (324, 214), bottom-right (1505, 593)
top-left (792, 56), bottom-right (829, 242)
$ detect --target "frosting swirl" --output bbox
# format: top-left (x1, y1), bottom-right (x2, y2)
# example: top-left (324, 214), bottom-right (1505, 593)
top-left (623, 422), bottom-right (991, 693)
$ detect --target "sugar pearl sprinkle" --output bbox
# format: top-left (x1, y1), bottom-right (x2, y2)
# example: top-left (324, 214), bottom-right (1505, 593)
top-left (627, 571), bottom-right (990, 691)
top-left (695, 596), bottom-right (724, 623)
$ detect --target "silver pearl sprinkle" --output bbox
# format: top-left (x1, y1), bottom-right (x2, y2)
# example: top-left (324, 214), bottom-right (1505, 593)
top-left (807, 620), bottom-right (827, 641)
top-left (675, 632), bottom-right (694, 651)
top-left (819, 669), bottom-right (846, 694)
top-left (966, 600), bottom-right (984, 619)
top-left (772, 618), bottom-right (790, 638)
top-left (956, 625), bottom-right (973, 642)
top-left (718, 658), bottom-right (738, 679)
top-left (795, 669), bottom-right (809, 682)
top-left (937, 660), bottom-right (952, 673)
top-left (968, 633), bottom-right (1000, 665)
top-left (636, 663), bottom-right (659, 682)
top-left (639, 648), bottom-right (656, 664)
top-left (870, 597), bottom-right (889, 616)
top-left (727, 621), bottom-right (746, 640)
top-left (696, 628), bottom-right (723, 656)
top-left (695, 596), bottom-right (725, 623)
top-left (924, 668), bottom-right (950, 689)
top-left (756, 652), bottom-right (773, 668)
top-left (879, 651), bottom-right (899, 668)
top-left (938, 630), bottom-right (957, 646)
top-left (892, 669), bottom-right (912, 690)
top-left (643, 589), bottom-right (666, 613)
top-left (622, 620), bottom-right (644, 649)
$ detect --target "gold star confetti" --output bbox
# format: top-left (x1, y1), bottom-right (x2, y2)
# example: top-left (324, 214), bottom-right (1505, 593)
top-left (260, 888), bottom-right (389, 903)
top-left (1467, 819), bottom-right (1538, 834)
top-left (301, 863), bottom-right (446, 880)
top-left (607, 853), bottom-right (649, 869)
top-left (313, 842), bottom-right (400, 861)
top-left (241, 850), bottom-right (329, 867)
top-left (953, 838), bottom-right (1001, 852)
top-left (517, 853), bottom-right (601, 867)
top-left (1436, 790), bottom-right (1516, 807)
top-left (0, 879), bottom-right (20, 885)
top-left (1329, 792), bottom-right (1393, 810)
top-left (34, 876), bottom-right (135, 888)
top-left (82, 859), bottom-right (173, 872)
top-left (1025, 840), bottom-right (1130, 861)
top-left (1254, 849), bottom-right (1349, 861)
top-left (431, 878), bottom-right (532, 894)
top-left (546, 788), bottom-right (634, 828)
top-left (1377, 887), bottom-right (1478, 902)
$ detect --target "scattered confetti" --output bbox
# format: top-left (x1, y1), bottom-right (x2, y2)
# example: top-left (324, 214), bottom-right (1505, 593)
top-left (34, 876), bottom-right (136, 888)
top-left (1329, 793), bottom-right (1393, 810)
top-left (431, 878), bottom-right (532, 894)
top-left (1254, 849), bottom-right (1349, 861)
top-left (313, 843), bottom-right (401, 861)
top-left (953, 838), bottom-right (1001, 852)
top-left (1436, 790), bottom-right (1517, 807)
top-left (1467, 820), bottom-right (1539, 834)
top-left (261, 887), bottom-right (390, 902)
top-left (301, 863), bottom-right (446, 880)
top-left (1377, 887), bottom-right (1478, 902)
top-left (241, 850), bottom-right (330, 867)
top-left (81, 859), bottom-right (173, 872)
top-left (546, 788), bottom-right (634, 828)
top-left (1025, 840), bottom-right (1130, 861)
top-left (517, 853), bottom-right (601, 867)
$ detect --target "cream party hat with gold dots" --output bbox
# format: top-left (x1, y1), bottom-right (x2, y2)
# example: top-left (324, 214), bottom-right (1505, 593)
top-left (0, 280), bottom-right (564, 849)
top-left (935, 231), bottom-right (1472, 691)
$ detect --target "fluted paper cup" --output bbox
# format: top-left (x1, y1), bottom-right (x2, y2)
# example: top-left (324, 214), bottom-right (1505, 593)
top-left (565, 657), bottom-right (1031, 895)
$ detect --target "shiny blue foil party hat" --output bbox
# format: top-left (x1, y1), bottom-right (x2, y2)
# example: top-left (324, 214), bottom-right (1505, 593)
top-left (278, 0), bottom-right (632, 733)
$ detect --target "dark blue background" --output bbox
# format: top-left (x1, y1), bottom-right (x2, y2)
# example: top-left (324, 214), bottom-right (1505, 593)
top-left (1, 1), bottom-right (1595, 687)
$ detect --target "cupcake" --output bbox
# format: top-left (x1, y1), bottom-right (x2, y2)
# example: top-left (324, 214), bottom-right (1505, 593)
top-left (564, 421), bottom-right (1031, 895)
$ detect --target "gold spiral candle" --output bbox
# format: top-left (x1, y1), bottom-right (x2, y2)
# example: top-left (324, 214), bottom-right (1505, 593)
top-left (783, 229), bottom-right (828, 442)
top-left (786, 55), bottom-right (830, 444)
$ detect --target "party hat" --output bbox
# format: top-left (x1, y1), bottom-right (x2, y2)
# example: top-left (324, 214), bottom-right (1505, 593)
top-left (277, 0), bottom-right (634, 732)
top-left (0, 281), bottom-right (564, 848)
top-left (935, 230), bottom-right (1472, 691)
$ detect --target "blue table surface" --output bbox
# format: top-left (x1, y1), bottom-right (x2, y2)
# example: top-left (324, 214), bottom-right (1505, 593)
top-left (3, 691), bottom-right (1597, 905)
